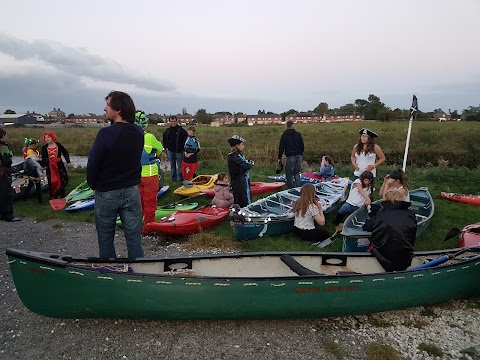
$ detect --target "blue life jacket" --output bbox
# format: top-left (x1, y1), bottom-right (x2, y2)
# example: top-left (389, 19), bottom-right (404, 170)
top-left (184, 136), bottom-right (198, 153)
top-left (140, 149), bottom-right (157, 166)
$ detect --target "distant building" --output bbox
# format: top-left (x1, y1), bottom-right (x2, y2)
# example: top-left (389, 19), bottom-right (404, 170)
top-left (211, 114), bottom-right (234, 126)
top-left (286, 113), bottom-right (323, 123)
top-left (247, 114), bottom-right (282, 125)
top-left (48, 108), bottom-right (66, 122)
top-left (434, 109), bottom-right (452, 122)
top-left (0, 113), bottom-right (37, 125)
top-left (325, 112), bottom-right (364, 122)
top-left (68, 114), bottom-right (106, 124)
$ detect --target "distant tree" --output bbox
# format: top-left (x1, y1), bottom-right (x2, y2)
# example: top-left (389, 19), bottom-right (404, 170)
top-left (338, 103), bottom-right (356, 113)
top-left (195, 109), bottom-right (212, 124)
top-left (354, 99), bottom-right (369, 114)
top-left (280, 109), bottom-right (297, 121)
top-left (4, 109), bottom-right (16, 114)
top-left (313, 102), bottom-right (329, 115)
top-left (67, 113), bottom-right (75, 119)
top-left (182, 107), bottom-right (188, 115)
top-left (215, 111), bottom-right (233, 116)
top-left (451, 110), bottom-right (459, 119)
top-left (257, 109), bottom-right (266, 115)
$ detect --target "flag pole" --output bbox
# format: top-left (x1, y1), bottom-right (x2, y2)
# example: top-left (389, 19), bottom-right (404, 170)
top-left (402, 94), bottom-right (418, 172)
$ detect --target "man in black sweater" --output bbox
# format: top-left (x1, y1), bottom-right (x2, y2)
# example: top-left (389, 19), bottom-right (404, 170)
top-left (162, 116), bottom-right (188, 183)
top-left (87, 91), bottom-right (144, 259)
top-left (278, 120), bottom-right (304, 188)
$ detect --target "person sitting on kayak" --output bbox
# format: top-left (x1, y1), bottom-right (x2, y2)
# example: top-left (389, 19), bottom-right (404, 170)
top-left (293, 183), bottom-right (330, 244)
top-left (366, 188), bottom-right (417, 272)
top-left (211, 172), bottom-right (234, 208)
top-left (227, 135), bottom-right (253, 208)
top-left (334, 170), bottom-right (373, 231)
top-left (379, 169), bottom-right (410, 201)
top-left (22, 138), bottom-right (44, 204)
top-left (313, 155), bottom-right (335, 179)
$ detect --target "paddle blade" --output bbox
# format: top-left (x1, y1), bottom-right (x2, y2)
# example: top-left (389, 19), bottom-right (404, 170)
top-left (49, 199), bottom-right (67, 210)
top-left (444, 227), bottom-right (462, 241)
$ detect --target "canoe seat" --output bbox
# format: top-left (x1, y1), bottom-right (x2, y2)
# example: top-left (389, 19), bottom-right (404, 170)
top-left (280, 254), bottom-right (321, 276)
top-left (336, 271), bottom-right (361, 275)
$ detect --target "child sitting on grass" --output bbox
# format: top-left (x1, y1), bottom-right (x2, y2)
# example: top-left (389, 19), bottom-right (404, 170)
top-left (212, 172), bottom-right (234, 208)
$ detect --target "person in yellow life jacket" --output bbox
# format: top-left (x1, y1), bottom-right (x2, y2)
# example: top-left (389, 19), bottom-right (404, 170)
top-left (135, 111), bottom-right (164, 234)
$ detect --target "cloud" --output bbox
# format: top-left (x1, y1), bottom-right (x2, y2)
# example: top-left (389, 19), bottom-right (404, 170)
top-left (0, 33), bottom-right (174, 92)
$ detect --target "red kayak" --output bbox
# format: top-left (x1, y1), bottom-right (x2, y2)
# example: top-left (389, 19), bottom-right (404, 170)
top-left (144, 206), bottom-right (229, 235)
top-left (460, 223), bottom-right (480, 248)
top-left (201, 181), bottom-right (285, 197)
top-left (440, 192), bottom-right (480, 206)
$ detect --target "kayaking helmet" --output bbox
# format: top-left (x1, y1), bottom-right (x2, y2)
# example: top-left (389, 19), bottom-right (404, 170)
top-left (227, 135), bottom-right (246, 147)
top-left (24, 138), bottom-right (38, 146)
top-left (134, 111), bottom-right (149, 129)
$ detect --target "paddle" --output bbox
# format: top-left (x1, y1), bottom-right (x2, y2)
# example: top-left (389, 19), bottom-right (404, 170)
top-left (411, 248), bottom-right (471, 270)
top-left (444, 227), bottom-right (462, 241)
top-left (164, 192), bottom-right (205, 208)
top-left (312, 230), bottom-right (342, 248)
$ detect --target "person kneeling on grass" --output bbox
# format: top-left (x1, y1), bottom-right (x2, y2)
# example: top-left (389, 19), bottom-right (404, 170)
top-left (293, 183), bottom-right (330, 244)
top-left (364, 188), bottom-right (417, 272)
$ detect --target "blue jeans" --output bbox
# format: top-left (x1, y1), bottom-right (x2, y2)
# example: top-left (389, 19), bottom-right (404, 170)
top-left (335, 202), bottom-right (359, 225)
top-left (94, 186), bottom-right (144, 259)
top-left (285, 155), bottom-right (302, 188)
top-left (167, 150), bottom-right (184, 182)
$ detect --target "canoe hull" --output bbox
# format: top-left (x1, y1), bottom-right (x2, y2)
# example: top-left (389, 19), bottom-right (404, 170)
top-left (440, 192), bottom-right (480, 206)
top-left (115, 202), bottom-right (198, 227)
top-left (6, 248), bottom-right (480, 320)
top-left (232, 219), bottom-right (295, 240)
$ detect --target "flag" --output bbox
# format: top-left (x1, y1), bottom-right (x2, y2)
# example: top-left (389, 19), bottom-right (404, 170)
top-left (410, 94), bottom-right (418, 119)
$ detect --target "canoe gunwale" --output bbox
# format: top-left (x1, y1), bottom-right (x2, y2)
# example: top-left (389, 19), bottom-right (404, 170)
top-left (6, 247), bottom-right (480, 281)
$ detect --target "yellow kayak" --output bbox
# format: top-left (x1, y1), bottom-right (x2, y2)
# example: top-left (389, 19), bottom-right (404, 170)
top-left (173, 174), bottom-right (218, 197)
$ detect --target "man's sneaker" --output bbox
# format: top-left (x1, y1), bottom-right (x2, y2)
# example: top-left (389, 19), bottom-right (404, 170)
top-left (11, 217), bottom-right (22, 222)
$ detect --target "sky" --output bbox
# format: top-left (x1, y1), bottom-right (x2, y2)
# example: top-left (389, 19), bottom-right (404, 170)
top-left (0, 0), bottom-right (479, 116)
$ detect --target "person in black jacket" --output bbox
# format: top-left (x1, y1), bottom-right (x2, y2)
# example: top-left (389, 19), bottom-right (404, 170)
top-left (0, 128), bottom-right (21, 222)
top-left (366, 188), bottom-right (417, 272)
top-left (87, 91), bottom-right (144, 259)
top-left (227, 135), bottom-right (253, 208)
top-left (162, 116), bottom-right (188, 183)
top-left (278, 120), bottom-right (304, 188)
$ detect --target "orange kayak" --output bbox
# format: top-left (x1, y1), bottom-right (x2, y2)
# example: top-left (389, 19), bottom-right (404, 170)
top-left (440, 192), bottom-right (480, 206)
top-left (459, 223), bottom-right (480, 248)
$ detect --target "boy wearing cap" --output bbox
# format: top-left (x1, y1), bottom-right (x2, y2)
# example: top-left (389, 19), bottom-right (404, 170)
top-left (351, 128), bottom-right (385, 180)
top-left (227, 135), bottom-right (253, 207)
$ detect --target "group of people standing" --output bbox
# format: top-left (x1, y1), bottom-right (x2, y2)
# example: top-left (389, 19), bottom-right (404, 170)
top-left (0, 128), bottom-right (73, 223)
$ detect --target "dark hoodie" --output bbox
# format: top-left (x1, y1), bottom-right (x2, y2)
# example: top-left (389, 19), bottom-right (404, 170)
top-left (278, 128), bottom-right (304, 159)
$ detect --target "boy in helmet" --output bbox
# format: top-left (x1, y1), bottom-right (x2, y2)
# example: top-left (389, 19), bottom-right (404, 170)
top-left (227, 135), bottom-right (253, 208)
top-left (135, 111), bottom-right (164, 234)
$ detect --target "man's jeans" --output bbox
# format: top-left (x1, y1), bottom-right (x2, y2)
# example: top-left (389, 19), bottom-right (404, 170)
top-left (285, 155), bottom-right (302, 188)
top-left (94, 186), bottom-right (144, 259)
top-left (167, 150), bottom-right (184, 182)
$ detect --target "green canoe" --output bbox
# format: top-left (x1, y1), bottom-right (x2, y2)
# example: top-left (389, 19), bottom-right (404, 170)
top-left (116, 202), bottom-right (198, 227)
top-left (6, 247), bottom-right (480, 320)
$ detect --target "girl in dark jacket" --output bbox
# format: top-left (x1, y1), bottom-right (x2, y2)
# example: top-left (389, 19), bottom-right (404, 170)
top-left (227, 135), bottom-right (253, 208)
top-left (367, 189), bottom-right (417, 272)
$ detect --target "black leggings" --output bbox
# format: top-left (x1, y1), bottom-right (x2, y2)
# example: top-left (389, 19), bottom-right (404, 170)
top-left (294, 227), bottom-right (330, 243)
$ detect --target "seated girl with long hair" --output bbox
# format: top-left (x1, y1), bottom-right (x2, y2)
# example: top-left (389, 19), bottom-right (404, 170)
top-left (293, 183), bottom-right (331, 244)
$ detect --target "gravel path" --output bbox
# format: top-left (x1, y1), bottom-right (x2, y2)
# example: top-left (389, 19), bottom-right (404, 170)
top-left (1, 219), bottom-right (479, 360)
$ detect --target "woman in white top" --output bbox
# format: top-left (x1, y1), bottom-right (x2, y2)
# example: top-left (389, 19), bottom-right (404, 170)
top-left (334, 170), bottom-right (374, 227)
top-left (379, 169), bottom-right (410, 201)
top-left (351, 128), bottom-right (385, 179)
top-left (293, 183), bottom-right (330, 243)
